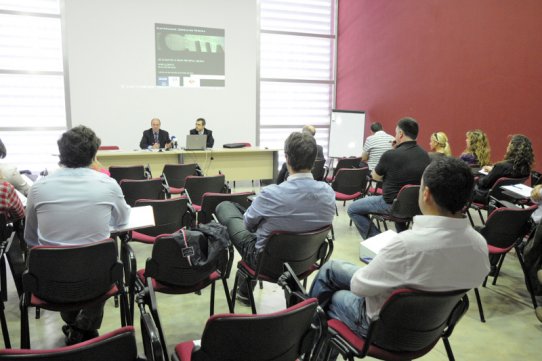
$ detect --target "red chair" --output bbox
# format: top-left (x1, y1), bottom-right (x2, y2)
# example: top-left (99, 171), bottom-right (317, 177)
top-left (0, 326), bottom-right (156, 361)
top-left (325, 288), bottom-right (469, 361)
top-left (369, 185), bottom-right (420, 234)
top-left (331, 167), bottom-right (370, 216)
top-left (325, 157), bottom-right (362, 183)
top-left (120, 179), bottom-right (167, 207)
top-left (183, 175), bottom-right (226, 212)
top-left (198, 192), bottom-right (254, 224)
top-left (98, 145), bottom-right (120, 151)
top-left (473, 205), bottom-right (537, 322)
top-left (172, 298), bottom-right (320, 361)
top-left (109, 165), bottom-right (148, 184)
top-left (19, 239), bottom-right (130, 349)
top-left (161, 164), bottom-right (199, 195)
top-left (233, 226), bottom-right (333, 314)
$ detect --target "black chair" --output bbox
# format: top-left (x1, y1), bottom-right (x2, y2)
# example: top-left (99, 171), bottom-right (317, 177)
top-left (369, 185), bottom-right (421, 235)
top-left (19, 239), bottom-right (130, 348)
top-left (120, 179), bottom-right (167, 207)
top-left (161, 164), bottom-right (199, 195)
top-left (325, 157), bottom-right (362, 183)
top-left (468, 176), bottom-right (528, 225)
top-left (198, 192), bottom-right (254, 224)
top-left (331, 168), bottom-right (370, 216)
top-left (0, 326), bottom-right (156, 361)
top-left (109, 165), bottom-right (148, 184)
top-left (233, 225), bottom-right (333, 314)
top-left (171, 298), bottom-right (321, 361)
top-left (183, 175), bottom-right (226, 212)
top-left (325, 288), bottom-right (470, 361)
top-left (473, 205), bottom-right (537, 322)
top-left (311, 159), bottom-right (327, 181)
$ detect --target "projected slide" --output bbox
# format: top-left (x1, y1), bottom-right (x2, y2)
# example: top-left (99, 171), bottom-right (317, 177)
top-left (155, 24), bottom-right (225, 87)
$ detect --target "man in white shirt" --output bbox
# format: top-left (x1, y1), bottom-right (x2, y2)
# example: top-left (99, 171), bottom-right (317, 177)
top-left (361, 122), bottom-right (394, 170)
top-left (309, 157), bottom-right (489, 359)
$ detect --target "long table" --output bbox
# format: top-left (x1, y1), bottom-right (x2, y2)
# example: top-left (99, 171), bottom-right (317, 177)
top-left (97, 147), bottom-right (279, 182)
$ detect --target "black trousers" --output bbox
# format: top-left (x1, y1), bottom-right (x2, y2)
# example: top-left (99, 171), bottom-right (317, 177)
top-left (61, 302), bottom-right (105, 331)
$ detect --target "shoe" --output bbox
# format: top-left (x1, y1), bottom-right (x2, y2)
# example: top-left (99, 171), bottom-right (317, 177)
top-left (488, 265), bottom-right (497, 277)
top-left (64, 326), bottom-right (85, 346)
top-left (231, 290), bottom-right (251, 307)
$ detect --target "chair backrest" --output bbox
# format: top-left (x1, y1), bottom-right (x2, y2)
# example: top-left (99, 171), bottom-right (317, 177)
top-left (199, 192), bottom-right (255, 224)
top-left (120, 179), bottom-right (165, 207)
top-left (109, 165), bottom-right (147, 184)
top-left (194, 298), bottom-right (318, 361)
top-left (144, 233), bottom-right (227, 287)
top-left (134, 198), bottom-right (191, 236)
top-left (334, 157), bottom-right (362, 173)
top-left (311, 159), bottom-right (326, 181)
top-left (481, 205), bottom-right (537, 249)
top-left (98, 145), bottom-right (120, 151)
top-left (0, 326), bottom-right (141, 361)
top-left (389, 185), bottom-right (421, 219)
top-left (369, 288), bottom-right (469, 353)
top-left (184, 175), bottom-right (226, 206)
top-left (331, 167), bottom-right (370, 195)
top-left (258, 226), bottom-right (332, 280)
top-left (162, 163), bottom-right (198, 188)
top-left (488, 176), bottom-right (529, 201)
top-left (22, 239), bottom-right (123, 304)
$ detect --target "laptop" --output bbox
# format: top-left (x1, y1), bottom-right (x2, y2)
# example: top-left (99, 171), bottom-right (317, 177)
top-left (185, 134), bottom-right (207, 150)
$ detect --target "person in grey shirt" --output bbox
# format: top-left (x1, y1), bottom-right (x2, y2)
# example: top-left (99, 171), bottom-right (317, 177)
top-left (24, 125), bottom-right (131, 345)
top-left (216, 131), bottom-right (336, 303)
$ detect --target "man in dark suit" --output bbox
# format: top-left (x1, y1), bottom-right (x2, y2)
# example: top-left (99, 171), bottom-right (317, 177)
top-left (189, 118), bottom-right (214, 148)
top-left (139, 118), bottom-right (171, 149)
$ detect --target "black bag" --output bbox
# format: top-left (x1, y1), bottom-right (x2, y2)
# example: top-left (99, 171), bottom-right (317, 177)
top-left (523, 222), bottom-right (542, 296)
top-left (173, 222), bottom-right (230, 269)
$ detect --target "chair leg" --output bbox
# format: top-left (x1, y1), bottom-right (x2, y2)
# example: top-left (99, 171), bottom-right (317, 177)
top-left (231, 271), bottom-right (240, 312)
top-left (474, 288), bottom-right (485, 322)
top-left (221, 277), bottom-right (234, 313)
top-left (443, 337), bottom-right (456, 361)
top-left (20, 296), bottom-right (30, 349)
top-left (466, 209), bottom-right (475, 227)
top-left (35, 307), bottom-right (40, 319)
top-left (477, 208), bottom-right (485, 225)
top-left (515, 246), bottom-right (539, 308)
top-left (210, 281), bottom-right (216, 316)
top-left (0, 302), bottom-right (10, 348)
top-left (335, 205), bottom-right (338, 216)
top-left (259, 280), bottom-right (263, 289)
top-left (492, 254), bottom-right (507, 286)
top-left (247, 279), bottom-right (257, 314)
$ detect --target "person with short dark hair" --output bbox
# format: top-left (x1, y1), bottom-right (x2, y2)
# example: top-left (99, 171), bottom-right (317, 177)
top-left (25, 125), bottom-right (131, 346)
top-left (0, 138), bottom-right (31, 196)
top-left (348, 117), bottom-right (431, 239)
top-left (361, 122), bottom-right (394, 170)
top-left (140, 118), bottom-right (172, 149)
top-left (189, 117), bottom-right (214, 148)
top-left (310, 157), bottom-right (489, 361)
top-left (216, 132), bottom-right (335, 304)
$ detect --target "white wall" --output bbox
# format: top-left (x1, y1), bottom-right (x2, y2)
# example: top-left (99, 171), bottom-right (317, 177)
top-left (64, 0), bottom-right (257, 150)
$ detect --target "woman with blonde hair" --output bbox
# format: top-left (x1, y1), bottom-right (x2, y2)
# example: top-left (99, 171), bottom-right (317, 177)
top-left (429, 131), bottom-right (452, 160)
top-left (460, 130), bottom-right (491, 167)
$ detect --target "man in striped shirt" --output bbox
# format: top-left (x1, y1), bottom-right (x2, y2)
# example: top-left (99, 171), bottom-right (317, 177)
top-left (362, 122), bottom-right (395, 170)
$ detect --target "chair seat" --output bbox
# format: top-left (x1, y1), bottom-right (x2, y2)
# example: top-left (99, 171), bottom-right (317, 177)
top-left (131, 231), bottom-right (157, 244)
top-left (238, 261), bottom-right (317, 283)
top-left (174, 341), bottom-right (195, 361)
top-left (169, 186), bottom-right (185, 194)
top-left (325, 176), bottom-right (334, 183)
top-left (192, 204), bottom-right (201, 212)
top-left (335, 191), bottom-right (362, 201)
top-left (487, 244), bottom-right (514, 255)
top-left (368, 187), bottom-right (383, 195)
top-left (30, 285), bottom-right (119, 311)
top-left (470, 201), bottom-right (486, 210)
top-left (137, 269), bottom-right (220, 294)
top-left (327, 319), bottom-right (435, 361)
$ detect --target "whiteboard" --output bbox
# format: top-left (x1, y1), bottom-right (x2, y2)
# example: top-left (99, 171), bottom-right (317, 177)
top-left (328, 110), bottom-right (366, 158)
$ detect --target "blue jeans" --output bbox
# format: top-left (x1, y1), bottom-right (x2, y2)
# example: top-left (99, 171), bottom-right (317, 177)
top-left (347, 195), bottom-right (392, 239)
top-left (310, 260), bottom-right (370, 361)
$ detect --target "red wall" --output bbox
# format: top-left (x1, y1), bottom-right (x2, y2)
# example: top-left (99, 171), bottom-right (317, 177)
top-left (336, 0), bottom-right (542, 168)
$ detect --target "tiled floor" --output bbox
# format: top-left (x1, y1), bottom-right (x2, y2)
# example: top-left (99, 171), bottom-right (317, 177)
top-left (2, 183), bottom-right (541, 359)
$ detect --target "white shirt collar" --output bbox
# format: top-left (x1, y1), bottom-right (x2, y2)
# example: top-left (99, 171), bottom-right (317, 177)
top-left (287, 172), bottom-right (314, 181)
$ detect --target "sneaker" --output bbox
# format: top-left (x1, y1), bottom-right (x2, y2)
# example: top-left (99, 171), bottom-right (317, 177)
top-left (64, 327), bottom-right (85, 346)
top-left (231, 290), bottom-right (251, 307)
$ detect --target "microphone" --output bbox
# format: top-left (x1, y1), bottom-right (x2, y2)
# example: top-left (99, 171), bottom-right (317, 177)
top-left (170, 136), bottom-right (178, 149)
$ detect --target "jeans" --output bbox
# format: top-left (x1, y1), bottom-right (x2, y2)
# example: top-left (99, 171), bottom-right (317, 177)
top-left (309, 260), bottom-right (370, 361)
top-left (347, 196), bottom-right (392, 239)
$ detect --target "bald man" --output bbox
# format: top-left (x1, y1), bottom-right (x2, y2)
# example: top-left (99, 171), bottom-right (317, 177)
top-left (139, 118), bottom-right (171, 149)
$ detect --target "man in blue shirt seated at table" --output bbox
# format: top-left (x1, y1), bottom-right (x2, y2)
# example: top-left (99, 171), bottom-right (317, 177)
top-left (25, 125), bottom-right (131, 345)
top-left (216, 131), bottom-right (336, 304)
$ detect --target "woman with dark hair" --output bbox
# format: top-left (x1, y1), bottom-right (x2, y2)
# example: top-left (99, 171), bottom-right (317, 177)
top-left (0, 138), bottom-right (31, 195)
top-left (460, 129), bottom-right (491, 167)
top-left (472, 134), bottom-right (534, 203)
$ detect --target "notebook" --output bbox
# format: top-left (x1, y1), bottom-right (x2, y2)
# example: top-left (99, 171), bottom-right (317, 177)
top-left (185, 134), bottom-right (207, 150)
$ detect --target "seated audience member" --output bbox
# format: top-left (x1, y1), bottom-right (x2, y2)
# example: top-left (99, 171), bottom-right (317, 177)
top-left (139, 118), bottom-right (172, 149)
top-left (216, 132), bottom-right (335, 303)
top-left (428, 131), bottom-right (452, 161)
top-left (348, 117), bottom-right (431, 239)
top-left (532, 185), bottom-right (542, 224)
top-left (473, 134), bottom-right (534, 203)
top-left (189, 118), bottom-right (214, 148)
top-left (310, 157), bottom-right (490, 361)
top-left (361, 122), bottom-right (394, 170)
top-left (0, 181), bottom-right (25, 222)
top-left (460, 129), bottom-right (491, 167)
top-left (25, 125), bottom-right (131, 345)
top-left (0, 138), bottom-right (31, 196)
top-left (276, 125), bottom-right (324, 184)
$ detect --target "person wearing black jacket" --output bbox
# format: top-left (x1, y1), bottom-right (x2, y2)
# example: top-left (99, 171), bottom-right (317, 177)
top-left (139, 118), bottom-right (171, 149)
top-left (189, 118), bottom-right (214, 148)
